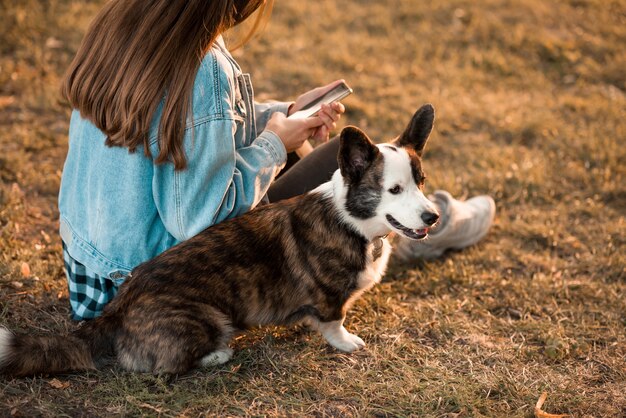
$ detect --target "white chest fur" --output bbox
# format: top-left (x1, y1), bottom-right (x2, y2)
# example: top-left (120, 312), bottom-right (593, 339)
top-left (342, 238), bottom-right (391, 312)
top-left (357, 238), bottom-right (392, 290)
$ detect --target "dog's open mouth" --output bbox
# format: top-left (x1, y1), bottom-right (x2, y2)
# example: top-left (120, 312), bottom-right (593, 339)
top-left (386, 215), bottom-right (429, 240)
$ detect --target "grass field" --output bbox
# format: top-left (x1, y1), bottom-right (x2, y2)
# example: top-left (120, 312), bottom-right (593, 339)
top-left (1, 0), bottom-right (625, 416)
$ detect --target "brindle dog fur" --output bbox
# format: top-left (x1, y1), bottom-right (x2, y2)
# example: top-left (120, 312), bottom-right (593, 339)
top-left (0, 105), bottom-right (439, 377)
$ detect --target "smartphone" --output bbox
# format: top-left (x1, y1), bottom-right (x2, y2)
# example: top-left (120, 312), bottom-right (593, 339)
top-left (288, 81), bottom-right (353, 119)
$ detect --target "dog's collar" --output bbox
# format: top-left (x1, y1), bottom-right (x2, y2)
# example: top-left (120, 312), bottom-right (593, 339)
top-left (371, 234), bottom-right (389, 261)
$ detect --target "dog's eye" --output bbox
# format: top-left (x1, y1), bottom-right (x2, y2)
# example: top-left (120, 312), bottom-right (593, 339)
top-left (388, 185), bottom-right (403, 195)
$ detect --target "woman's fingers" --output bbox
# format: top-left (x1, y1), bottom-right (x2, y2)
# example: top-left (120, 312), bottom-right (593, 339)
top-left (314, 126), bottom-right (326, 140)
top-left (311, 126), bottom-right (328, 142)
top-left (331, 101), bottom-right (345, 115)
top-left (289, 97), bottom-right (345, 144)
top-left (302, 115), bottom-right (325, 130)
top-left (319, 104), bottom-right (338, 122)
top-left (320, 102), bottom-right (344, 121)
top-left (302, 116), bottom-right (326, 142)
top-left (307, 102), bottom-right (343, 142)
top-left (318, 106), bottom-right (336, 129)
top-left (267, 112), bottom-right (328, 152)
top-left (321, 102), bottom-right (345, 121)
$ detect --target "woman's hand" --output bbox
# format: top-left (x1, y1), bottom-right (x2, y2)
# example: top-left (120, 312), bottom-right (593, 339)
top-left (288, 80), bottom-right (347, 142)
top-left (265, 112), bottom-right (324, 153)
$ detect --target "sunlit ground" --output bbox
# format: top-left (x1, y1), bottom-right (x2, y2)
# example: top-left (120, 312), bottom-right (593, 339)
top-left (0, 0), bottom-right (624, 416)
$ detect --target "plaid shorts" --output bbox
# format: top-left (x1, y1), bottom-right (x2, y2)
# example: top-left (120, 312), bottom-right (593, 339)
top-left (62, 243), bottom-right (119, 320)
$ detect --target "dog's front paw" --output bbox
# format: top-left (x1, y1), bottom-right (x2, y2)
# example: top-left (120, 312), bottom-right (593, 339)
top-left (330, 333), bottom-right (366, 353)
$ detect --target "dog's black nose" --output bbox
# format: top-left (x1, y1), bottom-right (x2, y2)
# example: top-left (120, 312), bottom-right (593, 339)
top-left (421, 211), bottom-right (439, 226)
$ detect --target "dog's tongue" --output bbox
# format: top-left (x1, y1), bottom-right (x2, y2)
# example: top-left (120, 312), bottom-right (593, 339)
top-left (415, 228), bottom-right (429, 235)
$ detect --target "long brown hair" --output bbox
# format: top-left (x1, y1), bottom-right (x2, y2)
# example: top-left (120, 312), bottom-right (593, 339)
top-left (62, 0), bottom-right (272, 170)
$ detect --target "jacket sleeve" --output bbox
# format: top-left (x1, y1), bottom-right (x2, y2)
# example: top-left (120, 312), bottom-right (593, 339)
top-left (152, 118), bottom-right (287, 242)
top-left (254, 101), bottom-right (292, 134)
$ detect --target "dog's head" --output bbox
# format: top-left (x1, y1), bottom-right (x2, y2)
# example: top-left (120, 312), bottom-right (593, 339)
top-left (338, 104), bottom-right (439, 240)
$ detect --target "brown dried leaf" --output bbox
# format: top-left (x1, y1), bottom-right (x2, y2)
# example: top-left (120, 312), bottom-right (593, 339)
top-left (40, 230), bottom-right (51, 243)
top-left (20, 262), bottom-right (31, 278)
top-left (47, 378), bottom-right (70, 390)
top-left (11, 183), bottom-right (23, 196)
top-left (0, 96), bottom-right (15, 108)
top-left (535, 392), bottom-right (569, 418)
top-left (45, 37), bottom-right (63, 49)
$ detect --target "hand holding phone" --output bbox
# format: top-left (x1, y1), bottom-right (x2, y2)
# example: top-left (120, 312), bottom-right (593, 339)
top-left (287, 80), bottom-right (352, 158)
top-left (288, 81), bottom-right (353, 120)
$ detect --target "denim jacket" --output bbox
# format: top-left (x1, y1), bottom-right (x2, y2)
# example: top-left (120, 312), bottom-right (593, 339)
top-left (58, 36), bottom-right (289, 282)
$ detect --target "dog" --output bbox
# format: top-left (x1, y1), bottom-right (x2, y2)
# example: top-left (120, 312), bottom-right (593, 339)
top-left (0, 104), bottom-right (439, 377)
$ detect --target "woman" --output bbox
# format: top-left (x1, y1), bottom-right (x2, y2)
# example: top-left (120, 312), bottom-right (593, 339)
top-left (58, 0), bottom-right (495, 320)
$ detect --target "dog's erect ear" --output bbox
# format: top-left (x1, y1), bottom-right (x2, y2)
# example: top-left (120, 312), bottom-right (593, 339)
top-left (395, 104), bottom-right (435, 156)
top-left (338, 126), bottom-right (380, 183)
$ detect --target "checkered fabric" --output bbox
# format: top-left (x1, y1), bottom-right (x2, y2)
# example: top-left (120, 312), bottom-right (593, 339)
top-left (62, 243), bottom-right (118, 320)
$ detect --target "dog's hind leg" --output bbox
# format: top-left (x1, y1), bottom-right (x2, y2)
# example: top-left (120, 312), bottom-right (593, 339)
top-left (118, 304), bottom-right (234, 375)
top-left (156, 309), bottom-right (235, 374)
top-left (200, 347), bottom-right (234, 367)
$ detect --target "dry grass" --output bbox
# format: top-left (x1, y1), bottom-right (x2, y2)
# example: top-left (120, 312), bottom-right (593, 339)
top-left (1, 0), bottom-right (625, 416)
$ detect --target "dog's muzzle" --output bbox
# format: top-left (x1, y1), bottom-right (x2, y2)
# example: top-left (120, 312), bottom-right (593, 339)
top-left (386, 214), bottom-right (429, 240)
